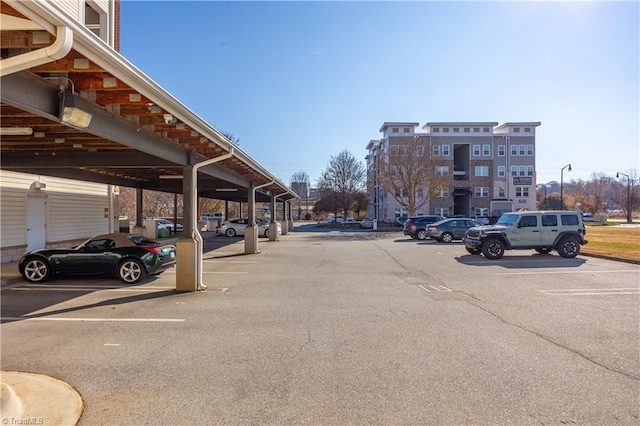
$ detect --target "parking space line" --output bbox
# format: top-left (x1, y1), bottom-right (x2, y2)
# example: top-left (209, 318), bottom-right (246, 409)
top-left (540, 288), bottom-right (640, 296)
top-left (419, 284), bottom-right (453, 293)
top-left (1, 317), bottom-right (185, 322)
top-left (11, 287), bottom-right (174, 292)
top-left (495, 270), bottom-right (639, 276)
top-left (164, 271), bottom-right (248, 274)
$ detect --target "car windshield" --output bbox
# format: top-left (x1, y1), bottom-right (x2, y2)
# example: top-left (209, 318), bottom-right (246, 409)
top-left (496, 214), bottom-right (518, 226)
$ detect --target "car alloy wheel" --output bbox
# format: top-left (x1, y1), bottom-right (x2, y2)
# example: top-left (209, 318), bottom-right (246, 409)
top-left (557, 237), bottom-right (580, 258)
top-left (118, 259), bottom-right (145, 284)
top-left (482, 239), bottom-right (505, 259)
top-left (23, 258), bottom-right (50, 282)
top-left (441, 232), bottom-right (453, 243)
top-left (416, 229), bottom-right (427, 240)
top-left (226, 228), bottom-right (236, 237)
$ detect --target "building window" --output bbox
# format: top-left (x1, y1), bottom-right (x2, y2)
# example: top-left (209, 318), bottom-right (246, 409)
top-left (498, 145), bottom-right (505, 156)
top-left (403, 127), bottom-right (411, 133)
top-left (527, 165), bottom-right (534, 176)
top-left (442, 145), bottom-right (450, 156)
top-left (527, 145), bottom-right (534, 156)
top-left (392, 127), bottom-right (399, 133)
top-left (498, 187), bottom-right (505, 198)
top-left (511, 166), bottom-right (518, 176)
top-left (519, 145), bottom-right (526, 156)
top-left (473, 145), bottom-right (481, 156)
top-left (519, 166), bottom-right (526, 176)
top-left (473, 127), bottom-right (480, 133)
top-left (436, 166), bottom-right (449, 176)
top-left (417, 187), bottom-right (424, 197)
top-left (483, 128), bottom-right (490, 132)
top-left (433, 128), bottom-right (440, 133)
top-left (464, 127), bottom-right (470, 133)
top-left (475, 187), bottom-right (489, 197)
top-left (416, 146), bottom-right (424, 156)
top-left (475, 166), bottom-right (489, 177)
top-left (453, 128), bottom-right (460, 133)
top-left (525, 127), bottom-right (531, 133)
top-left (498, 166), bottom-right (506, 177)
top-left (443, 128), bottom-right (450, 133)
top-left (437, 187), bottom-right (450, 197)
top-left (483, 145), bottom-right (491, 156)
top-left (433, 145), bottom-right (440, 156)
top-left (514, 128), bottom-right (520, 133)
top-left (511, 145), bottom-right (518, 156)
top-left (435, 208), bottom-right (449, 217)
top-left (516, 187), bottom-right (530, 197)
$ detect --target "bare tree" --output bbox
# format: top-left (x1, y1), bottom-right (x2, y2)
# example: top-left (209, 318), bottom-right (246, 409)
top-left (220, 130), bottom-right (240, 146)
top-left (377, 135), bottom-right (450, 216)
top-left (319, 150), bottom-right (366, 219)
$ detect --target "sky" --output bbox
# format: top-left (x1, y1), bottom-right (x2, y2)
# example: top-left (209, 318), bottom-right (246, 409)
top-left (120, 0), bottom-right (639, 187)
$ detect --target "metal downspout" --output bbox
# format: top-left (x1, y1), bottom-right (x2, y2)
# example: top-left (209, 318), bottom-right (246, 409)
top-left (0, 24), bottom-right (73, 77)
top-left (191, 147), bottom-right (235, 290)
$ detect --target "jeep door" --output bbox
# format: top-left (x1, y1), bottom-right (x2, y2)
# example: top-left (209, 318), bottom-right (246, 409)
top-left (513, 214), bottom-right (542, 245)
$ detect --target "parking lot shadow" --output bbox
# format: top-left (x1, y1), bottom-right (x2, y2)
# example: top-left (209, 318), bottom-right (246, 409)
top-left (1, 283), bottom-right (178, 324)
top-left (455, 253), bottom-right (587, 269)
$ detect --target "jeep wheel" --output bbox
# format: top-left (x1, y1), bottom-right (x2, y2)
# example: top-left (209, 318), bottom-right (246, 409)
top-left (557, 237), bottom-right (580, 258)
top-left (482, 239), bottom-right (505, 259)
top-left (466, 247), bottom-right (481, 255)
top-left (416, 229), bottom-right (427, 240)
top-left (535, 248), bottom-right (552, 254)
top-left (441, 232), bottom-right (453, 243)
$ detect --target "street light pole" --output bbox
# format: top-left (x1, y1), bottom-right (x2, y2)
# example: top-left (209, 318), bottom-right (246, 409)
top-left (560, 164), bottom-right (572, 210)
top-left (616, 172), bottom-right (632, 223)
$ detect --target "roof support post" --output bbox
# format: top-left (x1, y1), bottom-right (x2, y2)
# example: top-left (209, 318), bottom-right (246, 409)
top-left (176, 149), bottom-right (234, 292)
top-left (269, 193), bottom-right (286, 241)
top-left (281, 199), bottom-right (289, 235)
top-left (245, 181), bottom-right (273, 254)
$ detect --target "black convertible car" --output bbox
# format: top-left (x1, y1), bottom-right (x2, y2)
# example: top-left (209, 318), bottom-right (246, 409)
top-left (19, 233), bottom-right (176, 284)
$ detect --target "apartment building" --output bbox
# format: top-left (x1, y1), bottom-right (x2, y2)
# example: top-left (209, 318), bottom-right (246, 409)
top-left (366, 121), bottom-right (541, 222)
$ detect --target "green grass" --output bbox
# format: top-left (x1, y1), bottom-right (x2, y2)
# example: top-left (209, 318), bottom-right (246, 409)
top-left (582, 225), bottom-right (640, 261)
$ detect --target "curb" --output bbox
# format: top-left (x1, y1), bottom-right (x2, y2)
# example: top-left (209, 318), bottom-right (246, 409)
top-left (580, 251), bottom-right (640, 265)
top-left (1, 371), bottom-right (83, 426)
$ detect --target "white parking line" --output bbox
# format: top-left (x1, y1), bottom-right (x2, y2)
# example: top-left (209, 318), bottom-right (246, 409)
top-left (164, 271), bottom-right (248, 274)
top-left (11, 287), bottom-right (174, 292)
top-left (495, 270), bottom-right (639, 276)
top-left (540, 288), bottom-right (640, 296)
top-left (419, 284), bottom-right (453, 293)
top-left (1, 317), bottom-right (185, 322)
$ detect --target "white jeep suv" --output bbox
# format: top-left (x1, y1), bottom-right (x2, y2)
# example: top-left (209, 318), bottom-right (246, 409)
top-left (463, 211), bottom-right (587, 259)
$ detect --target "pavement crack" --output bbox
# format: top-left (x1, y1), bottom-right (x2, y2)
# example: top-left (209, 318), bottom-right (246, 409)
top-left (463, 298), bottom-right (640, 383)
top-left (299, 328), bottom-right (311, 352)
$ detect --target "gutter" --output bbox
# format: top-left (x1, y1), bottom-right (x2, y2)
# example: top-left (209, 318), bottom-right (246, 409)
top-left (0, 15), bottom-right (72, 77)
top-left (191, 148), bottom-right (235, 291)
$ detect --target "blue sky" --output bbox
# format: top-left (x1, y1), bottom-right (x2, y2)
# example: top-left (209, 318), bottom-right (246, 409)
top-left (120, 1), bottom-right (639, 187)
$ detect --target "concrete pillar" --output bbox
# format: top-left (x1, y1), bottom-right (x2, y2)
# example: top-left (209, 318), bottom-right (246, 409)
top-left (176, 166), bottom-right (200, 292)
top-left (245, 182), bottom-right (259, 254)
top-left (269, 194), bottom-right (279, 241)
top-left (281, 200), bottom-right (288, 235)
top-left (288, 200), bottom-right (295, 232)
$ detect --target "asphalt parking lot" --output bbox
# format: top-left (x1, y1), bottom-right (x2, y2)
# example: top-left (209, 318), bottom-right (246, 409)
top-left (2, 225), bottom-right (639, 425)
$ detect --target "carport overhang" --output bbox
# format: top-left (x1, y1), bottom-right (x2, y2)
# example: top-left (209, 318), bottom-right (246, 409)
top-left (1, 0), bottom-right (298, 291)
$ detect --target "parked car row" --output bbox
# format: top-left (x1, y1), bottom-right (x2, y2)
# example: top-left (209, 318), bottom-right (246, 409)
top-left (218, 218), bottom-right (282, 238)
top-left (397, 210), bottom-right (588, 259)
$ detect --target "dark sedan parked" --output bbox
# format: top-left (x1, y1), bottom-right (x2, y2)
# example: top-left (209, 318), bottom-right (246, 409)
top-left (403, 216), bottom-right (445, 239)
top-left (19, 233), bottom-right (176, 284)
top-left (425, 218), bottom-right (483, 242)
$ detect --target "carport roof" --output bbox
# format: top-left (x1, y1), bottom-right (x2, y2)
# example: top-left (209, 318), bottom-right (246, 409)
top-left (0, 1), bottom-right (297, 203)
